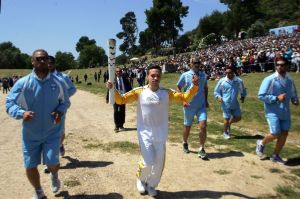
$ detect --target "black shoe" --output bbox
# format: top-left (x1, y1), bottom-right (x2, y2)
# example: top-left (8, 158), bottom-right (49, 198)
top-left (114, 127), bottom-right (119, 132)
top-left (183, 143), bottom-right (189, 153)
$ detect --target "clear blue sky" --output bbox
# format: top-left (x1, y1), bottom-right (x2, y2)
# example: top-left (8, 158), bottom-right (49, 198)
top-left (0, 0), bottom-right (227, 58)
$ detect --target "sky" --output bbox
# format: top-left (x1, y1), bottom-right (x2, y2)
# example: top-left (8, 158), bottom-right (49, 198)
top-left (0, 0), bottom-right (227, 58)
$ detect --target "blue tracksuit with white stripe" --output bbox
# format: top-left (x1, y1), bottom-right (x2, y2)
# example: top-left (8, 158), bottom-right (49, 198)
top-left (214, 76), bottom-right (247, 110)
top-left (52, 70), bottom-right (76, 135)
top-left (258, 72), bottom-right (298, 120)
top-left (6, 71), bottom-right (71, 142)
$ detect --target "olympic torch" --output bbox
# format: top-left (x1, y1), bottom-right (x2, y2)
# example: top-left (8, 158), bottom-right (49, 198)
top-left (108, 39), bottom-right (116, 104)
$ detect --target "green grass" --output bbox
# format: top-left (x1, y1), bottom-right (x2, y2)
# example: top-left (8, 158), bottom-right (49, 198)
top-left (213, 169), bottom-right (231, 175)
top-left (291, 169), bottom-right (300, 177)
top-left (275, 185), bottom-right (300, 198)
top-left (83, 140), bottom-right (140, 154)
top-left (0, 69), bottom-right (31, 78)
top-left (64, 178), bottom-right (81, 187)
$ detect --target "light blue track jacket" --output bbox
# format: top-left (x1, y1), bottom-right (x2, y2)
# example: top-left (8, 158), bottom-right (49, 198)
top-left (52, 70), bottom-right (76, 134)
top-left (6, 71), bottom-right (71, 141)
top-left (214, 76), bottom-right (247, 110)
top-left (258, 72), bottom-right (298, 120)
top-left (177, 69), bottom-right (207, 109)
top-left (53, 70), bottom-right (76, 97)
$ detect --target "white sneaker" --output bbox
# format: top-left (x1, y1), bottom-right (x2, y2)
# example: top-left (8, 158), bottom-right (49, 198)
top-left (50, 173), bottom-right (61, 193)
top-left (32, 188), bottom-right (46, 199)
top-left (136, 179), bottom-right (146, 194)
top-left (223, 132), bottom-right (230, 139)
top-left (147, 186), bottom-right (157, 197)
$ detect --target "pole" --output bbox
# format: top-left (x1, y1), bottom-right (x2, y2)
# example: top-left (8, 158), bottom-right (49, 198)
top-left (108, 39), bottom-right (116, 104)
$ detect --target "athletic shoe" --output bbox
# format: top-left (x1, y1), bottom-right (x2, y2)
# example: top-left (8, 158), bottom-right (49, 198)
top-left (183, 143), bottom-right (189, 153)
top-left (32, 188), bottom-right (47, 199)
top-left (147, 186), bottom-right (157, 197)
top-left (270, 154), bottom-right (287, 165)
top-left (50, 173), bottom-right (61, 193)
top-left (60, 145), bottom-right (65, 157)
top-left (223, 132), bottom-right (230, 139)
top-left (114, 127), bottom-right (119, 133)
top-left (256, 140), bottom-right (264, 157)
top-left (136, 179), bottom-right (146, 194)
top-left (198, 148), bottom-right (207, 159)
top-left (119, 127), bottom-right (125, 132)
top-left (44, 166), bottom-right (50, 174)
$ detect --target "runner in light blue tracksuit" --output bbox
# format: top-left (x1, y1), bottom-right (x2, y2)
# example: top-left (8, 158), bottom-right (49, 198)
top-left (48, 55), bottom-right (76, 157)
top-left (5, 49), bottom-right (71, 198)
top-left (176, 55), bottom-right (209, 159)
top-left (256, 57), bottom-right (298, 164)
top-left (214, 66), bottom-right (247, 139)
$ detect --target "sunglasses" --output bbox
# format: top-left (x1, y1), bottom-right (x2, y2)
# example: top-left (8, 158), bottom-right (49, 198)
top-left (193, 62), bottom-right (200, 65)
top-left (116, 70), bottom-right (122, 73)
top-left (35, 56), bottom-right (48, 62)
top-left (276, 63), bottom-right (285, 67)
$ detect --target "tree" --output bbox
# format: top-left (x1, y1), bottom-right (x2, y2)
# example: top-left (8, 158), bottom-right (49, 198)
top-left (116, 54), bottom-right (128, 65)
top-left (0, 41), bottom-right (31, 69)
top-left (138, 29), bottom-right (154, 54)
top-left (78, 44), bottom-right (107, 68)
top-left (196, 10), bottom-right (224, 42)
top-left (220, 0), bottom-right (261, 37)
top-left (116, 11), bottom-right (138, 56)
top-left (75, 36), bottom-right (96, 53)
top-left (55, 51), bottom-right (76, 71)
top-left (145, 0), bottom-right (189, 55)
top-left (247, 20), bottom-right (266, 38)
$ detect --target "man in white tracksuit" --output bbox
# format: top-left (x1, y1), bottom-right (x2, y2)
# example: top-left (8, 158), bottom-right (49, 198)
top-left (107, 65), bottom-right (199, 197)
top-left (6, 49), bottom-right (70, 199)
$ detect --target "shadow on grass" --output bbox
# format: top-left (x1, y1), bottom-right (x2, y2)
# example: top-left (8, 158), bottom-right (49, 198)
top-left (157, 189), bottom-right (255, 199)
top-left (60, 156), bottom-right (113, 170)
top-left (232, 134), bottom-right (264, 140)
top-left (286, 157), bottom-right (300, 166)
top-left (56, 191), bottom-right (123, 199)
top-left (208, 151), bottom-right (244, 159)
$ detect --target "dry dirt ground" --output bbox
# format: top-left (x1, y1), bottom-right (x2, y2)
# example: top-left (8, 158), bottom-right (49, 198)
top-left (0, 90), bottom-right (299, 199)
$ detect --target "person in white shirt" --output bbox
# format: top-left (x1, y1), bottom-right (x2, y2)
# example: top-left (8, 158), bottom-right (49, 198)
top-left (106, 65), bottom-right (199, 197)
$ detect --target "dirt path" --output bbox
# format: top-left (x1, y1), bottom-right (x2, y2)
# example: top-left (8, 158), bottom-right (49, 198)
top-left (0, 90), bottom-right (298, 199)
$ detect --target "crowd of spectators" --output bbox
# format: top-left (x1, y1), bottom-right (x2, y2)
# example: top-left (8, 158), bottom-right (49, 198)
top-left (122, 32), bottom-right (300, 84)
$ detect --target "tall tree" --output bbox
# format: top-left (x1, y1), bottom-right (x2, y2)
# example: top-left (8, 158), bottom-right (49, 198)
top-left (220, 0), bottom-right (261, 37)
top-left (145, 0), bottom-right (188, 54)
top-left (116, 11), bottom-right (138, 56)
top-left (78, 44), bottom-right (107, 68)
top-left (0, 41), bottom-right (31, 69)
top-left (55, 51), bottom-right (76, 71)
top-left (196, 10), bottom-right (224, 41)
top-left (75, 36), bottom-right (96, 53)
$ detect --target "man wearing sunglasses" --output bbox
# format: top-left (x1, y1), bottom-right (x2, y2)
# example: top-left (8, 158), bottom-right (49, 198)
top-left (256, 57), bottom-right (299, 164)
top-left (214, 65), bottom-right (247, 139)
top-left (176, 55), bottom-right (209, 159)
top-left (6, 49), bottom-right (71, 199)
top-left (48, 55), bottom-right (76, 157)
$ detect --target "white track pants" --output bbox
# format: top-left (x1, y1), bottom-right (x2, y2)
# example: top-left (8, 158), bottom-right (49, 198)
top-left (136, 138), bottom-right (166, 188)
